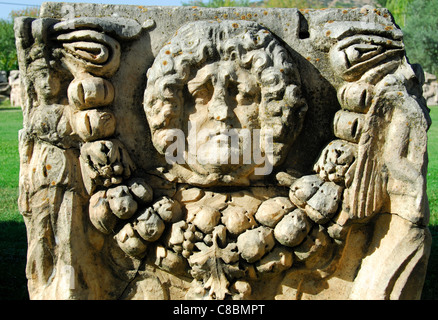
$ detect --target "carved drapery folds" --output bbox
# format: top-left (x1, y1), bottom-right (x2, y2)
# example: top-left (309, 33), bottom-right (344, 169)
top-left (16, 4), bottom-right (431, 300)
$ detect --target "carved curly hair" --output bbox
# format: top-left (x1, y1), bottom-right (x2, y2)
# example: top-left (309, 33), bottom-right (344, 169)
top-left (144, 20), bottom-right (307, 166)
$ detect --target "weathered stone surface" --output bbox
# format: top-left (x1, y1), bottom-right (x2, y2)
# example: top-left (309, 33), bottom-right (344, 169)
top-left (0, 71), bottom-right (11, 102)
top-left (221, 205), bottom-right (257, 235)
top-left (88, 190), bottom-right (117, 234)
top-left (350, 213), bottom-right (431, 300)
top-left (237, 226), bottom-right (276, 263)
top-left (423, 72), bottom-right (438, 106)
top-left (8, 70), bottom-right (22, 107)
top-left (255, 197), bottom-right (295, 228)
top-left (17, 3), bottom-right (431, 300)
top-left (274, 209), bottom-right (312, 247)
top-left (134, 207), bottom-right (165, 242)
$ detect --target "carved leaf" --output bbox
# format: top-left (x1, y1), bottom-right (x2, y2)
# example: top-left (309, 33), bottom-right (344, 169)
top-left (188, 226), bottom-right (239, 300)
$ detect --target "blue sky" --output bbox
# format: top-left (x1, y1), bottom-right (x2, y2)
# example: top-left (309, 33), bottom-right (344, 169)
top-left (0, 0), bottom-right (186, 20)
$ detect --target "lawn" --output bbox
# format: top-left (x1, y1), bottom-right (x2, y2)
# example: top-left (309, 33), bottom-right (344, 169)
top-left (0, 104), bottom-right (28, 300)
top-left (422, 105), bottom-right (438, 300)
top-left (0, 103), bottom-right (437, 300)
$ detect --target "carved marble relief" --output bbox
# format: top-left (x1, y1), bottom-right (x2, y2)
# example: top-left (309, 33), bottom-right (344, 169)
top-left (16, 3), bottom-right (431, 300)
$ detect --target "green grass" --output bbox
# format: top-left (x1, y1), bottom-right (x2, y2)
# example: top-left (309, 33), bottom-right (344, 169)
top-left (427, 108), bottom-right (438, 221)
top-left (421, 106), bottom-right (438, 300)
top-left (0, 103), bottom-right (437, 300)
top-left (0, 104), bottom-right (28, 300)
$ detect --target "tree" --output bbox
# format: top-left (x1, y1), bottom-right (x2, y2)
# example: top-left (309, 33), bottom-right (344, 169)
top-left (375, 0), bottom-right (413, 27)
top-left (0, 19), bottom-right (17, 72)
top-left (0, 7), bottom-right (39, 73)
top-left (403, 0), bottom-right (438, 77)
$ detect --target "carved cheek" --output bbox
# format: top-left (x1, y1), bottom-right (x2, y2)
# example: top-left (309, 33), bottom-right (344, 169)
top-left (34, 72), bottom-right (61, 99)
top-left (46, 73), bottom-right (61, 97)
top-left (234, 103), bottom-right (259, 129)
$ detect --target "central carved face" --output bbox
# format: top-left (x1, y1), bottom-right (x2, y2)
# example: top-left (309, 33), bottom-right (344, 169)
top-left (144, 20), bottom-right (308, 185)
top-left (186, 60), bottom-right (261, 175)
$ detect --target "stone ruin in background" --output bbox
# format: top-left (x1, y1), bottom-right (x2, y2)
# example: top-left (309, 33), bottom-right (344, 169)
top-left (0, 71), bottom-right (10, 102)
top-left (16, 2), bottom-right (432, 300)
top-left (0, 70), bottom-right (22, 107)
top-left (424, 72), bottom-right (438, 106)
top-left (9, 70), bottom-right (22, 107)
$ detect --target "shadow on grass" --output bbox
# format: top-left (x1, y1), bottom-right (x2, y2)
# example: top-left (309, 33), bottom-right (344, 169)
top-left (422, 225), bottom-right (438, 300)
top-left (0, 220), bottom-right (28, 300)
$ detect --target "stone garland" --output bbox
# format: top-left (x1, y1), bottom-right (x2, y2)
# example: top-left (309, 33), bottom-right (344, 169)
top-left (47, 16), bottom-right (420, 300)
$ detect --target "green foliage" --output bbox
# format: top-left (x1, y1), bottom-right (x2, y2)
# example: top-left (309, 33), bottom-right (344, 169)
top-left (0, 19), bottom-right (18, 72)
top-left (375, 0), bottom-right (438, 79)
top-left (182, 0), bottom-right (251, 7)
top-left (403, 0), bottom-right (438, 77)
top-left (0, 108), bottom-right (22, 189)
top-left (0, 7), bottom-right (39, 74)
top-left (427, 107), bottom-right (438, 225)
top-left (0, 106), bottom-right (27, 300)
top-left (422, 106), bottom-right (438, 299)
top-left (376, 0), bottom-right (413, 27)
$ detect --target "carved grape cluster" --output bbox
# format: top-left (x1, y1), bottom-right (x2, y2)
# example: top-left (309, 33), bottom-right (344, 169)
top-left (50, 21), bottom-right (183, 259)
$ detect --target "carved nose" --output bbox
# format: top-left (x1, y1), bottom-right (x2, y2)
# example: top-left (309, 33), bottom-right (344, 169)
top-left (209, 90), bottom-right (230, 121)
top-left (210, 103), bottom-right (229, 121)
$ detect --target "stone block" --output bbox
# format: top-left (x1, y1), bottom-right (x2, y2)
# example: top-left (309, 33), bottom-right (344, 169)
top-left (16, 2), bottom-right (431, 300)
